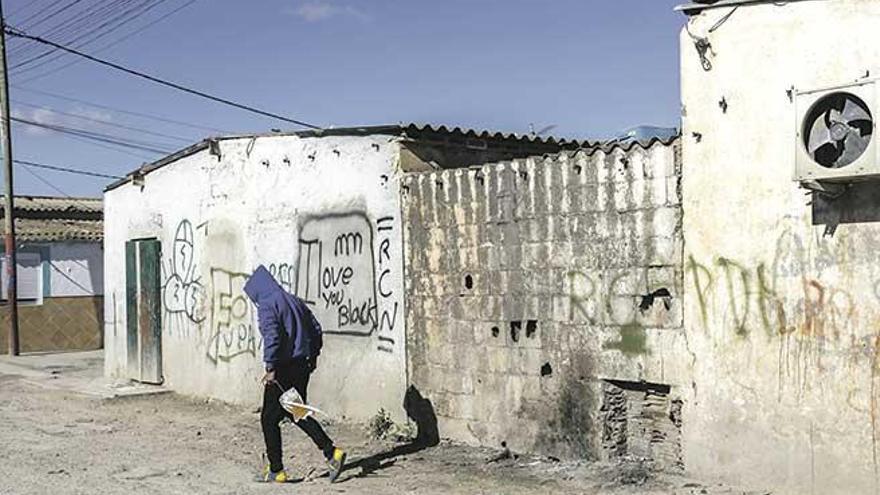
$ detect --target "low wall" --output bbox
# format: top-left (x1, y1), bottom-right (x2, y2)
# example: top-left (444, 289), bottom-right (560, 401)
top-left (0, 296), bottom-right (103, 353)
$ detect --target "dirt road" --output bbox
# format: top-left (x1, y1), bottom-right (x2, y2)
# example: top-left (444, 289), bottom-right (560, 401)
top-left (0, 355), bottom-right (761, 495)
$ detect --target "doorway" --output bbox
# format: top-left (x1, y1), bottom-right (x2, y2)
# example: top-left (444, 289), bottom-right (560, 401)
top-left (125, 238), bottom-right (162, 384)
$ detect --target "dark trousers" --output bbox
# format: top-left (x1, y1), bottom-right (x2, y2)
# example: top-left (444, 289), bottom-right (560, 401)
top-left (261, 359), bottom-right (334, 472)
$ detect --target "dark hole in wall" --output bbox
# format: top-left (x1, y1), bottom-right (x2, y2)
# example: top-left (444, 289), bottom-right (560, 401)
top-left (526, 320), bottom-right (538, 338)
top-left (491, 326), bottom-right (500, 338)
top-left (464, 274), bottom-right (474, 290)
top-left (510, 321), bottom-right (522, 342)
top-left (600, 379), bottom-right (682, 471)
top-left (639, 288), bottom-right (671, 312)
top-left (540, 362), bottom-right (553, 377)
top-left (604, 379), bottom-right (671, 395)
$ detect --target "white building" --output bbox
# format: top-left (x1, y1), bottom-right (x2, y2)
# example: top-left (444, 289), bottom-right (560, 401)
top-left (102, 124), bottom-right (578, 420)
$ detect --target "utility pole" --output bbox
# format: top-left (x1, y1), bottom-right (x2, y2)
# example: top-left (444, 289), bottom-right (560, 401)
top-left (0, 0), bottom-right (19, 356)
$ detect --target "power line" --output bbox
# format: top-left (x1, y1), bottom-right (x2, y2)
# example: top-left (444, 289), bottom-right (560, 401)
top-left (8, 0), bottom-right (128, 61)
top-left (18, 162), bottom-right (74, 198)
top-left (12, 115), bottom-right (174, 154)
top-left (32, 127), bottom-right (157, 160)
top-left (7, 0), bottom-right (60, 20)
top-left (11, 84), bottom-right (230, 134)
top-left (14, 99), bottom-right (195, 143)
top-left (11, 0), bottom-right (146, 68)
top-left (17, 0), bottom-right (86, 33)
top-left (12, 0), bottom-right (162, 73)
top-left (16, 0), bottom-right (196, 83)
top-left (6, 26), bottom-right (322, 129)
top-left (17, 164), bottom-right (106, 215)
top-left (14, 159), bottom-right (122, 179)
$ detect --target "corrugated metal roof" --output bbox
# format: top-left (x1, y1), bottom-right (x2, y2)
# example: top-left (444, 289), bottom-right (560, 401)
top-left (106, 123), bottom-right (588, 192)
top-left (212, 123), bottom-right (586, 147)
top-left (0, 196), bottom-right (103, 243)
top-left (459, 134), bottom-right (681, 173)
top-left (676, 0), bottom-right (812, 13)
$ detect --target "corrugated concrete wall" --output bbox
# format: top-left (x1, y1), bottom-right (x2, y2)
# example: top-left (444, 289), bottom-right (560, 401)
top-left (681, 2), bottom-right (880, 493)
top-left (104, 134), bottom-right (408, 420)
top-left (402, 140), bottom-right (689, 461)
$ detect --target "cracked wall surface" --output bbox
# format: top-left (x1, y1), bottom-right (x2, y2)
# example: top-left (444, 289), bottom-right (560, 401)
top-left (681, 1), bottom-right (880, 493)
top-left (402, 141), bottom-right (688, 458)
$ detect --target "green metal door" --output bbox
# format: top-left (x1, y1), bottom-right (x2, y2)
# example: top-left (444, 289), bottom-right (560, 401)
top-left (125, 239), bottom-right (163, 384)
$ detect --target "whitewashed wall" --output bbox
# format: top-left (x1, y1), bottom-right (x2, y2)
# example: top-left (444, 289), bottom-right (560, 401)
top-left (47, 242), bottom-right (104, 297)
top-left (681, 1), bottom-right (880, 493)
top-left (104, 134), bottom-right (408, 421)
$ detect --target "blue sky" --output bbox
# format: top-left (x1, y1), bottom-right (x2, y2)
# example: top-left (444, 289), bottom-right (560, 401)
top-left (4, 0), bottom-right (685, 197)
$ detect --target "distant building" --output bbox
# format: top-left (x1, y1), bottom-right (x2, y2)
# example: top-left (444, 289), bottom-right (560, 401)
top-left (0, 196), bottom-right (104, 354)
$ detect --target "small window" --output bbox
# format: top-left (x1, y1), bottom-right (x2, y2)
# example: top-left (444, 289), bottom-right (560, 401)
top-left (0, 252), bottom-right (43, 305)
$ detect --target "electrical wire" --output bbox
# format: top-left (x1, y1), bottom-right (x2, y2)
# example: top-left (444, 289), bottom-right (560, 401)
top-left (12, 115), bottom-right (175, 154)
top-left (14, 159), bottom-right (122, 179)
top-left (9, 0), bottom-right (138, 61)
top-left (14, 99), bottom-right (195, 143)
top-left (18, 161), bottom-right (80, 198)
top-left (10, 84), bottom-right (230, 134)
top-left (17, 0), bottom-right (196, 83)
top-left (6, 27), bottom-right (322, 129)
top-left (11, 0), bottom-right (159, 71)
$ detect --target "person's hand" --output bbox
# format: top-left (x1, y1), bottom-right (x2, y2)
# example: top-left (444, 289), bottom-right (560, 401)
top-left (261, 370), bottom-right (275, 385)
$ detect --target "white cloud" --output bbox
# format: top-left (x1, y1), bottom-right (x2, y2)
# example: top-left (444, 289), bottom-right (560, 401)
top-left (289, 1), bottom-right (369, 23)
top-left (13, 105), bottom-right (115, 137)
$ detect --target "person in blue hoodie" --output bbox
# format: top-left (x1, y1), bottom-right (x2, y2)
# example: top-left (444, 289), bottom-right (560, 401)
top-left (243, 265), bottom-right (346, 483)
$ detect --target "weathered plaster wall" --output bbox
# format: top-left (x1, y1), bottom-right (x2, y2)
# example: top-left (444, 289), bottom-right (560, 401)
top-left (402, 141), bottom-right (687, 461)
top-left (47, 242), bottom-right (104, 297)
top-left (681, 1), bottom-right (880, 493)
top-left (104, 134), bottom-right (407, 421)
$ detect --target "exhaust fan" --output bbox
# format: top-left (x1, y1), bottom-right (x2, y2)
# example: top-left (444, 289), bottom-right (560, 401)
top-left (795, 81), bottom-right (877, 182)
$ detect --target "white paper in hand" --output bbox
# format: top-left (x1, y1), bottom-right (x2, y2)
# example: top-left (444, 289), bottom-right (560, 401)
top-left (279, 387), bottom-right (323, 422)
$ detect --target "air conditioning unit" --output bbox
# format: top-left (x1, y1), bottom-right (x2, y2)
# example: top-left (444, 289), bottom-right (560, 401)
top-left (795, 81), bottom-right (877, 183)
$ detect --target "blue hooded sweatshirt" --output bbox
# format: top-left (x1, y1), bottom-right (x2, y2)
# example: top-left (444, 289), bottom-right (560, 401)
top-left (243, 265), bottom-right (323, 371)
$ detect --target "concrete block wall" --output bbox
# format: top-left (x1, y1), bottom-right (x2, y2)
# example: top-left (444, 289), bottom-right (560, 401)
top-left (402, 139), bottom-right (689, 461)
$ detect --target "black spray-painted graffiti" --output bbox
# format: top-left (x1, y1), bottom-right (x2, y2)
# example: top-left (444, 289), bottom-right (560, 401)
top-left (268, 262), bottom-right (296, 294)
top-left (376, 216), bottom-right (398, 352)
top-left (295, 212), bottom-right (379, 336)
top-left (161, 220), bottom-right (206, 336)
top-left (206, 268), bottom-right (262, 364)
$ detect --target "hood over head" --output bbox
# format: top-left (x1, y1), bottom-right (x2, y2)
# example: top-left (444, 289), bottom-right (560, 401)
top-left (243, 265), bottom-right (282, 304)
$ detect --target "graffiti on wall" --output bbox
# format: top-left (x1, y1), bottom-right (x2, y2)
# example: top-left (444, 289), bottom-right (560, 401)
top-left (159, 211), bottom-right (402, 366)
top-left (685, 228), bottom-right (858, 341)
top-left (206, 268), bottom-right (261, 364)
top-left (294, 212), bottom-right (380, 336)
top-left (376, 216), bottom-right (398, 352)
top-left (161, 220), bottom-right (206, 336)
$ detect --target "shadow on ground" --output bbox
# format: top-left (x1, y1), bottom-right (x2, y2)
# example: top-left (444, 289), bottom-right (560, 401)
top-left (336, 385), bottom-right (439, 483)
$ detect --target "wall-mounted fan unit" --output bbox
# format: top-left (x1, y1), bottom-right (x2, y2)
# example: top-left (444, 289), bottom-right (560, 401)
top-left (795, 81), bottom-right (877, 183)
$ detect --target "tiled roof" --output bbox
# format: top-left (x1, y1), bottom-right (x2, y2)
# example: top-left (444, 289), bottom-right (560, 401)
top-left (0, 195), bottom-right (102, 215)
top-left (14, 218), bottom-right (103, 243)
top-left (0, 196), bottom-right (103, 243)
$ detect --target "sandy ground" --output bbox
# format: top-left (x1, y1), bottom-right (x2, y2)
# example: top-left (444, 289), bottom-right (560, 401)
top-left (0, 353), bottom-right (766, 495)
